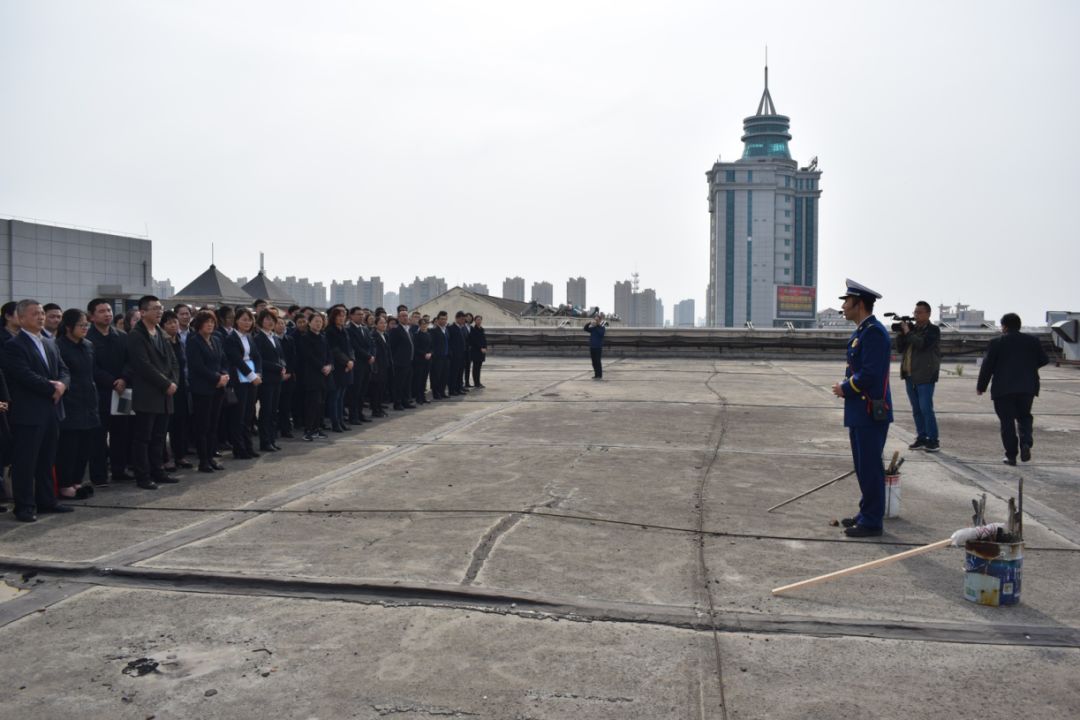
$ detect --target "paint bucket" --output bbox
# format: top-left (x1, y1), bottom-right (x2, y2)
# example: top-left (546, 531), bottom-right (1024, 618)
top-left (963, 540), bottom-right (1023, 606)
top-left (884, 473), bottom-right (901, 518)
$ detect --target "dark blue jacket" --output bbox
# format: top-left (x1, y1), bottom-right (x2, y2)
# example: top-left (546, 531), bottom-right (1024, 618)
top-left (839, 315), bottom-right (893, 427)
top-left (584, 322), bottom-right (606, 349)
top-left (224, 331), bottom-right (263, 386)
top-left (186, 334), bottom-right (227, 397)
top-left (388, 324), bottom-right (415, 367)
top-left (429, 325), bottom-right (449, 359)
top-left (468, 326), bottom-right (487, 362)
top-left (57, 335), bottom-right (100, 430)
top-left (977, 330), bottom-right (1050, 399)
top-left (447, 323), bottom-right (467, 358)
top-left (3, 331), bottom-right (70, 426)
top-left (298, 331), bottom-right (330, 387)
top-left (325, 324), bottom-right (355, 384)
top-left (254, 330), bottom-right (286, 384)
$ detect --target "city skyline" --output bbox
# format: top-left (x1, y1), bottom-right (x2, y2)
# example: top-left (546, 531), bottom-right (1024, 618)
top-left (2, 3), bottom-right (1077, 326)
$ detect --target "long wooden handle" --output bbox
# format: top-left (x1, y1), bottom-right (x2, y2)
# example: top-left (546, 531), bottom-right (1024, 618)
top-left (771, 538), bottom-right (952, 595)
top-left (766, 471), bottom-right (855, 513)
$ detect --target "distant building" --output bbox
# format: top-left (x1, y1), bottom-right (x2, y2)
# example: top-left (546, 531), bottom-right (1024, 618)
top-left (816, 307), bottom-right (848, 329)
top-left (1, 218), bottom-right (153, 312)
top-left (242, 271), bottom-right (296, 307)
top-left (330, 279), bottom-right (359, 307)
top-left (463, 282), bottom-right (489, 295)
top-left (502, 276), bottom-right (525, 302)
top-left (274, 276), bottom-right (326, 308)
top-left (152, 278), bottom-right (175, 300)
top-left (614, 277), bottom-right (660, 326)
top-left (172, 264), bottom-right (255, 308)
top-left (357, 276), bottom-right (383, 309)
top-left (399, 276), bottom-right (447, 308)
top-left (566, 276), bottom-right (586, 308)
top-left (938, 303), bottom-right (989, 329)
top-left (674, 299), bottom-right (696, 327)
top-left (706, 65), bottom-right (822, 328)
top-left (383, 291), bottom-right (399, 310)
top-left (531, 281), bottom-right (553, 305)
top-left (413, 287), bottom-right (621, 328)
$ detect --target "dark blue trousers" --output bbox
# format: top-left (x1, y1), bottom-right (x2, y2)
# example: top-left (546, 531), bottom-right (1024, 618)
top-left (849, 423), bottom-right (889, 529)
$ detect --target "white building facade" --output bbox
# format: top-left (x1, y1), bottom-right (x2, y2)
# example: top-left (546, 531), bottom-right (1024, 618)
top-left (706, 68), bottom-right (822, 328)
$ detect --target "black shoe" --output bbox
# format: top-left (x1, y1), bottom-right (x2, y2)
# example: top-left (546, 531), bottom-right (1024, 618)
top-left (840, 517), bottom-right (858, 528)
top-left (40, 503), bottom-right (75, 514)
top-left (14, 510), bottom-right (37, 523)
top-left (1020, 445), bottom-right (1031, 462)
top-left (113, 469), bottom-right (136, 482)
top-left (163, 464), bottom-right (178, 473)
top-left (176, 459), bottom-right (194, 469)
top-left (908, 438), bottom-right (927, 450)
top-left (209, 460), bottom-right (226, 471)
top-left (260, 444), bottom-right (279, 452)
top-left (280, 431), bottom-right (295, 439)
top-left (248, 450), bottom-right (261, 458)
top-left (844, 525), bottom-right (883, 538)
top-left (1002, 456), bottom-right (1017, 466)
top-left (212, 451), bottom-right (224, 458)
top-left (475, 383), bottom-right (485, 389)
top-left (331, 426), bottom-right (344, 433)
top-left (92, 478), bottom-right (111, 487)
top-left (136, 480), bottom-right (159, 490)
top-left (155, 475), bottom-right (180, 484)
top-left (392, 403), bottom-right (403, 411)
top-left (303, 433), bottom-right (315, 442)
top-left (315, 431), bottom-right (329, 440)
top-left (199, 465), bottom-right (214, 473)
top-left (271, 443), bottom-right (283, 451)
top-left (402, 403), bottom-right (416, 409)
top-left (74, 485), bottom-right (95, 500)
top-left (924, 440), bottom-right (940, 453)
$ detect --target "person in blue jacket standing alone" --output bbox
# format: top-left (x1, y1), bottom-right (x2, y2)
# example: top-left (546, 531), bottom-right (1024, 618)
top-left (831, 279), bottom-right (893, 538)
top-left (584, 313), bottom-right (607, 380)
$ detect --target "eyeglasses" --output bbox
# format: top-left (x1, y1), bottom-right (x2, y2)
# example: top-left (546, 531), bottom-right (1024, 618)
top-left (76, 322), bottom-right (90, 329)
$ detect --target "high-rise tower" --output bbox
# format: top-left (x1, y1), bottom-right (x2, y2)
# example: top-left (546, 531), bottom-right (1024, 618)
top-left (706, 66), bottom-right (822, 328)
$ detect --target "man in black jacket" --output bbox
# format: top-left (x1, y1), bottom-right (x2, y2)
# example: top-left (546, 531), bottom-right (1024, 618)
top-left (447, 311), bottom-right (468, 396)
top-left (388, 309), bottom-right (415, 409)
top-left (87, 298), bottom-right (132, 484)
top-left (127, 296), bottom-right (180, 489)
top-left (976, 313), bottom-right (1050, 465)
top-left (254, 308), bottom-right (285, 451)
top-left (896, 301), bottom-right (942, 452)
top-left (3, 299), bottom-right (72, 521)
top-left (347, 308), bottom-right (373, 422)
top-left (429, 312), bottom-right (449, 400)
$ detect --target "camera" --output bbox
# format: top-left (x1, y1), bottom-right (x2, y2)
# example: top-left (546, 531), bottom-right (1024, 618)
top-left (884, 312), bottom-right (914, 332)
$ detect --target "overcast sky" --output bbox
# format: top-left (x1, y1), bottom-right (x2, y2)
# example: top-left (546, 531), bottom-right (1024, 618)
top-left (2, 1), bottom-right (1077, 325)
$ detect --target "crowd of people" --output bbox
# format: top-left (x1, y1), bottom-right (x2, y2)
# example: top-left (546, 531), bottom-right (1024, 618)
top-left (0, 295), bottom-right (489, 522)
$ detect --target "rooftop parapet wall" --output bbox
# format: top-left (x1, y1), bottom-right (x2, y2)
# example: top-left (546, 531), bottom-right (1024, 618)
top-left (483, 327), bottom-right (1057, 360)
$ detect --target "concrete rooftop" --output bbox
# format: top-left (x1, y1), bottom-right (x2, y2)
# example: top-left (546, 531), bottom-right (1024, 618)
top-left (2, 357), bottom-right (1078, 719)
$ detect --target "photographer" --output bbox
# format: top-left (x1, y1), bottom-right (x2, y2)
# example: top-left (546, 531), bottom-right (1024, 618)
top-left (895, 301), bottom-right (941, 452)
top-left (584, 313), bottom-right (606, 380)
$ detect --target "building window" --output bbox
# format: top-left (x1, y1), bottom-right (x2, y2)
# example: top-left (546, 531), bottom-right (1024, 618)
top-left (784, 269), bottom-right (790, 275)
top-left (747, 171), bottom-right (753, 183)
top-left (784, 176), bottom-right (791, 187)
top-left (785, 224), bottom-right (791, 231)
top-left (785, 239), bottom-right (791, 246)
top-left (725, 170), bottom-right (735, 182)
top-left (784, 195), bottom-right (790, 204)
top-left (785, 253), bottom-right (790, 260)
top-left (784, 210), bottom-right (791, 218)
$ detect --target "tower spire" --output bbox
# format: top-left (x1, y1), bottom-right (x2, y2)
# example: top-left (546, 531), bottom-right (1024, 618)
top-left (755, 55), bottom-right (777, 116)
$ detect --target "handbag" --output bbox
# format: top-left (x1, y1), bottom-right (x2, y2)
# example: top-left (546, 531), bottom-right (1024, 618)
top-left (224, 386), bottom-right (239, 406)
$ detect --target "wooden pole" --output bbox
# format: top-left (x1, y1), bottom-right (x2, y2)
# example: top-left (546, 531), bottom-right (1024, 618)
top-left (771, 538), bottom-right (952, 595)
top-left (766, 470), bottom-right (855, 513)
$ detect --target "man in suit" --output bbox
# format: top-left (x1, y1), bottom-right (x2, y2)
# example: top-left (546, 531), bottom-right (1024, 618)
top-left (447, 311), bottom-right (469, 396)
top-left (831, 280), bottom-right (893, 539)
top-left (127, 295), bottom-right (180, 490)
top-left (388, 309), bottom-right (416, 410)
top-left (347, 307), bottom-right (373, 423)
top-left (3, 299), bottom-right (72, 521)
top-left (462, 313), bottom-right (473, 388)
top-left (254, 308), bottom-right (285, 451)
top-left (86, 298), bottom-right (133, 485)
top-left (977, 313), bottom-right (1050, 465)
top-left (429, 311), bottom-right (449, 400)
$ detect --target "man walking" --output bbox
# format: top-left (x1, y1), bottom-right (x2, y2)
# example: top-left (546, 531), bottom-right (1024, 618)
top-left (976, 313), bottom-right (1049, 465)
top-left (896, 301), bottom-right (941, 452)
top-left (831, 280), bottom-right (893, 538)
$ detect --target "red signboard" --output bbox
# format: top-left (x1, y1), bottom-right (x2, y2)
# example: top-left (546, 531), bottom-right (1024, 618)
top-left (776, 285), bottom-right (816, 319)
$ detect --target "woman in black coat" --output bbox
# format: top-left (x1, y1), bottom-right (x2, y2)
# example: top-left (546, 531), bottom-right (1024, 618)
top-left (162, 310), bottom-right (192, 471)
top-left (324, 307), bottom-right (354, 433)
top-left (368, 315), bottom-right (390, 417)
top-left (224, 308), bottom-right (263, 459)
top-left (186, 310), bottom-right (229, 473)
top-left (299, 312), bottom-right (332, 440)
top-left (467, 314), bottom-right (488, 388)
top-left (56, 309), bottom-right (101, 499)
top-left (275, 316), bottom-right (296, 439)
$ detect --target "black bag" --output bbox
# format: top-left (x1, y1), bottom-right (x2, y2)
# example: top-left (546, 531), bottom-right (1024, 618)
top-left (224, 387), bottom-right (239, 406)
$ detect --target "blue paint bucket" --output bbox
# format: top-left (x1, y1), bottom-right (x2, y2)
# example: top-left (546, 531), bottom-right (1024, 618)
top-left (963, 540), bottom-right (1023, 606)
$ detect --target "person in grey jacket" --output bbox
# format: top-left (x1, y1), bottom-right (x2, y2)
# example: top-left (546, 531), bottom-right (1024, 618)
top-left (896, 301), bottom-right (942, 452)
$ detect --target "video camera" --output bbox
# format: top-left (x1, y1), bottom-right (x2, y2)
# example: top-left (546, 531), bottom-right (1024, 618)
top-left (883, 312), bottom-right (914, 332)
